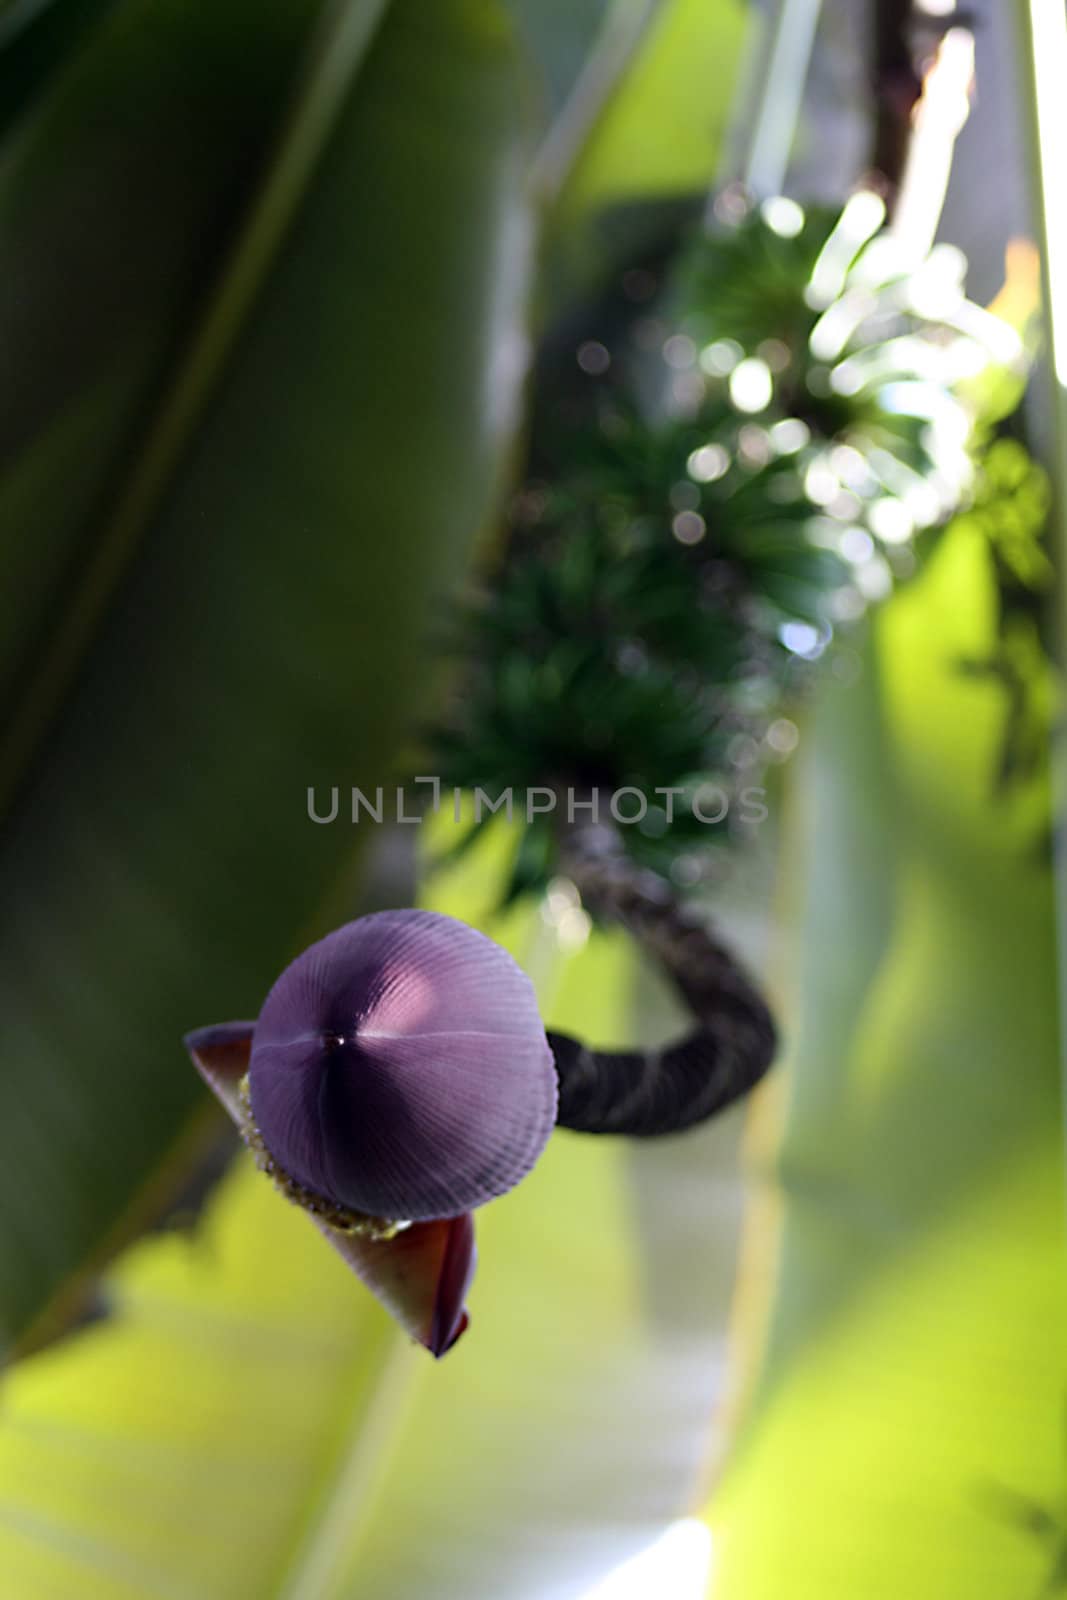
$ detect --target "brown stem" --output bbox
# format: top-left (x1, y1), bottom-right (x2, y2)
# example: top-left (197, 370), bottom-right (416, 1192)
top-left (546, 816), bottom-right (777, 1137)
top-left (872, 0), bottom-right (923, 196)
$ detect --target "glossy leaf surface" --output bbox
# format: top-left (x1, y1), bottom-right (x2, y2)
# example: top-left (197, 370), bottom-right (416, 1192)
top-left (0, 0), bottom-right (532, 1349)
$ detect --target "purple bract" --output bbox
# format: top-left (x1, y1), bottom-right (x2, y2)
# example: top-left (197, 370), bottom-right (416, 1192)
top-left (246, 909), bottom-right (558, 1223)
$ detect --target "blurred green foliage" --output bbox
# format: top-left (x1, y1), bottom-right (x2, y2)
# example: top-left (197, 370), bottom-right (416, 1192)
top-left (0, 0), bottom-right (532, 1351)
top-left (710, 517), bottom-right (1062, 1600)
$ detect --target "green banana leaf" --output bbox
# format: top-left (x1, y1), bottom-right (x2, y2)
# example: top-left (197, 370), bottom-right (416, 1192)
top-left (502, 0), bottom-right (611, 122)
top-left (542, 0), bottom-right (749, 300)
top-left (0, 830), bottom-right (753, 1598)
top-left (0, 0), bottom-right (533, 1352)
top-left (707, 518), bottom-right (1064, 1598)
top-left (557, 0), bottom-right (746, 213)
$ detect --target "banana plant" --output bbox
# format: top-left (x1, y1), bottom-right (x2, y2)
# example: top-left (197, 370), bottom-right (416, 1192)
top-left (0, 5), bottom-right (758, 1597)
top-left (0, 859), bottom-right (750, 1599)
top-left (6, 5), bottom-right (1050, 1600)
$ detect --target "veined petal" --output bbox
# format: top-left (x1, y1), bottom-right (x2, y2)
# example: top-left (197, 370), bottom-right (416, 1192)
top-left (331, 1212), bottom-right (476, 1358)
top-left (184, 1021), bottom-right (255, 1117)
top-left (184, 1022), bottom-right (477, 1355)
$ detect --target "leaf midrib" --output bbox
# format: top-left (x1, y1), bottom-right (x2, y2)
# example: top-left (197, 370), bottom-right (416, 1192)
top-left (274, 1327), bottom-right (418, 1600)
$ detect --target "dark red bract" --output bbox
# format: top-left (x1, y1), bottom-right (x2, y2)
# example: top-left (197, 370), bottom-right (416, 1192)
top-left (246, 909), bottom-right (557, 1223)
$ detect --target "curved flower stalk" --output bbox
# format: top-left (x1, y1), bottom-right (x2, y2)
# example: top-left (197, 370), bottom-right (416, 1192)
top-left (549, 821), bottom-right (776, 1135)
top-left (185, 903), bottom-right (776, 1355)
top-left (185, 910), bottom-right (557, 1357)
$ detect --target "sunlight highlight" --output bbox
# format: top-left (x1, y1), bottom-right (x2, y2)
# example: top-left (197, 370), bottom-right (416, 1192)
top-left (581, 1519), bottom-right (714, 1600)
top-left (889, 26), bottom-right (974, 263)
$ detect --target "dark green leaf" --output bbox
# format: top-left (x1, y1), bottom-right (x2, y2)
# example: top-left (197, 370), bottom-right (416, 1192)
top-left (0, 0), bottom-right (532, 1350)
